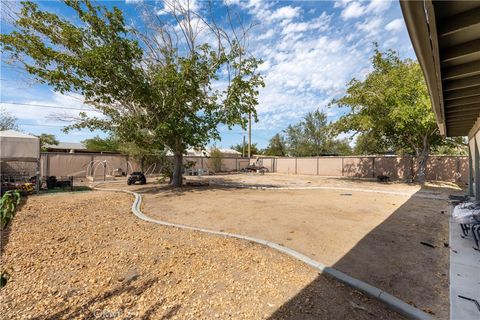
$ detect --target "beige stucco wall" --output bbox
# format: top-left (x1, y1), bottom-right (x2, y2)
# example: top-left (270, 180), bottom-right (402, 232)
top-left (296, 158), bottom-right (317, 175)
top-left (343, 157), bottom-right (374, 178)
top-left (317, 158), bottom-right (343, 176)
top-left (39, 153), bottom-right (469, 182)
top-left (374, 157), bottom-right (412, 180)
top-left (276, 158), bottom-right (297, 174)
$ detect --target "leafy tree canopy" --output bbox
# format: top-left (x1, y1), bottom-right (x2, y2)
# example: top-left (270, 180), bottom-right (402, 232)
top-left (331, 47), bottom-right (462, 181)
top-left (1, 0), bottom-right (264, 186)
top-left (263, 133), bottom-right (287, 156)
top-left (82, 135), bottom-right (120, 153)
top-left (231, 142), bottom-right (262, 156)
top-left (284, 109), bottom-right (351, 156)
top-left (37, 133), bottom-right (59, 151)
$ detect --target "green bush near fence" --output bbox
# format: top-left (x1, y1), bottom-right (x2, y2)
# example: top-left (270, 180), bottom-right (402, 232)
top-left (209, 149), bottom-right (223, 172)
top-left (1, 190), bottom-right (21, 230)
top-left (1, 190), bottom-right (22, 288)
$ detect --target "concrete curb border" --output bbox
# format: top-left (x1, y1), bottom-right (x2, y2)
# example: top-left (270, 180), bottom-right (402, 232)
top-left (95, 184), bottom-right (432, 320)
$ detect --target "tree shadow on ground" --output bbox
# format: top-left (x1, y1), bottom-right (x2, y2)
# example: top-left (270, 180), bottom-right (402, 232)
top-left (268, 186), bottom-right (458, 319)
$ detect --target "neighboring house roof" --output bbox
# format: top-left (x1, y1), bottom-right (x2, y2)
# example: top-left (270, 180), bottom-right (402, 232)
top-left (167, 148), bottom-right (242, 157)
top-left (216, 148), bottom-right (242, 155)
top-left (45, 142), bottom-right (87, 150)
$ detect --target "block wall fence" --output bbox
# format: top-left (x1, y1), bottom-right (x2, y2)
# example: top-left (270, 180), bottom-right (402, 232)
top-left (40, 153), bottom-right (469, 183)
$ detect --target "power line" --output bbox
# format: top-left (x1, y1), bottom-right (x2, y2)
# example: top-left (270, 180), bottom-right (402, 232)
top-left (19, 123), bottom-right (68, 128)
top-left (0, 101), bottom-right (99, 112)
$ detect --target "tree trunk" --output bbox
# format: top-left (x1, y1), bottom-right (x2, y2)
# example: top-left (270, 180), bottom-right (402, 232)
top-left (171, 151), bottom-right (183, 187)
top-left (415, 139), bottom-right (430, 183)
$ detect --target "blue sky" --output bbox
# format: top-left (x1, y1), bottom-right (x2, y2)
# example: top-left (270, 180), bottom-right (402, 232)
top-left (0, 0), bottom-right (415, 148)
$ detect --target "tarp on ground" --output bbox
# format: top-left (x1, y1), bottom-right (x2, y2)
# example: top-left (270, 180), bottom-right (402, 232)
top-left (0, 130), bottom-right (40, 161)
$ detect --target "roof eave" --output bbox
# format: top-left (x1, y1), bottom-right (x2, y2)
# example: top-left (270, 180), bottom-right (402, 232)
top-left (400, 0), bottom-right (447, 136)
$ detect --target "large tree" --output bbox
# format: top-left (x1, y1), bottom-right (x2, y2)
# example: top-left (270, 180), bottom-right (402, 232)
top-left (332, 48), bottom-right (460, 182)
top-left (284, 109), bottom-right (350, 156)
top-left (263, 133), bottom-right (287, 156)
top-left (82, 135), bottom-right (120, 153)
top-left (37, 133), bottom-right (59, 151)
top-left (1, 0), bottom-right (264, 187)
top-left (231, 142), bottom-right (262, 156)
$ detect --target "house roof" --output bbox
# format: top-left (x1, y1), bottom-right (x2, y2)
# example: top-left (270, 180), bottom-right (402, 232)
top-left (400, 0), bottom-right (480, 138)
top-left (166, 148), bottom-right (242, 157)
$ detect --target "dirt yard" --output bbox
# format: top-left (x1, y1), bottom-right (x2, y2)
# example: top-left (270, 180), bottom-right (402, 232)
top-left (107, 173), bottom-right (463, 319)
top-left (1, 191), bottom-right (402, 319)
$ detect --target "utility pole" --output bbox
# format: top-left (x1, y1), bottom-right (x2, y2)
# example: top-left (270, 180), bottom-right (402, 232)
top-left (248, 112), bottom-right (252, 158)
top-left (242, 135), bottom-right (246, 158)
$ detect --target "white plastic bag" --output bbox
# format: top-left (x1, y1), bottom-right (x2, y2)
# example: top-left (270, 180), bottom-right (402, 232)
top-left (452, 201), bottom-right (480, 224)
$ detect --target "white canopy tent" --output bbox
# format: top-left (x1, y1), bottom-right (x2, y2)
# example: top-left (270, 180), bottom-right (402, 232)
top-left (0, 130), bottom-right (40, 192)
top-left (0, 130), bottom-right (40, 161)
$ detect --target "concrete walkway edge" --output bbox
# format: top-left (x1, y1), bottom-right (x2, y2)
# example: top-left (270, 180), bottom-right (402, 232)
top-left (96, 185), bottom-right (432, 320)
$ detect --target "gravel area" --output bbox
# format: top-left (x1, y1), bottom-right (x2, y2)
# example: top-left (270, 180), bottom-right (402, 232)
top-left (1, 191), bottom-right (402, 319)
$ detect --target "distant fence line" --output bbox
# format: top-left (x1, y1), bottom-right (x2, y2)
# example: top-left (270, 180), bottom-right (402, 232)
top-left (40, 153), bottom-right (469, 183)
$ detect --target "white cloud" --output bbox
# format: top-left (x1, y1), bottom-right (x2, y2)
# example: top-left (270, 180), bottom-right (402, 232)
top-left (268, 5), bottom-right (302, 21)
top-left (341, 2), bottom-right (366, 20)
top-left (367, 0), bottom-right (391, 13)
top-left (238, 0), bottom-right (414, 131)
top-left (281, 12), bottom-right (331, 35)
top-left (125, 0), bottom-right (142, 4)
top-left (385, 18), bottom-right (404, 32)
top-left (356, 17), bottom-right (383, 36)
top-left (340, 0), bottom-right (391, 20)
top-left (223, 0), bottom-right (240, 5)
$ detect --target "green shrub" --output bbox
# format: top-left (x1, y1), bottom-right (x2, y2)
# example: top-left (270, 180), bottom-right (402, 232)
top-left (1, 190), bottom-right (21, 230)
top-left (1, 190), bottom-right (21, 288)
top-left (209, 148), bottom-right (223, 172)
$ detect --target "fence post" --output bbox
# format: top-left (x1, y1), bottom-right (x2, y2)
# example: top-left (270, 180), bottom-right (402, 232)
top-left (341, 157), bottom-right (344, 176)
top-left (46, 153), bottom-right (50, 177)
top-left (295, 157), bottom-right (297, 175)
top-left (372, 157), bottom-right (375, 178)
top-left (316, 157), bottom-right (319, 176)
top-left (455, 156), bottom-right (460, 181)
top-left (91, 154), bottom-right (95, 177)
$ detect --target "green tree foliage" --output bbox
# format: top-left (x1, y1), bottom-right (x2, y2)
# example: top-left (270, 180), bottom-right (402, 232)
top-left (353, 132), bottom-right (389, 155)
top-left (332, 48), bottom-right (461, 182)
top-left (0, 110), bottom-right (19, 131)
top-left (263, 133), bottom-right (287, 156)
top-left (209, 147), bottom-right (223, 172)
top-left (37, 133), bottom-right (59, 151)
top-left (231, 142), bottom-right (262, 156)
top-left (431, 137), bottom-right (468, 156)
top-left (1, 0), bottom-right (264, 187)
top-left (284, 109), bottom-right (351, 156)
top-left (82, 135), bottom-right (120, 153)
